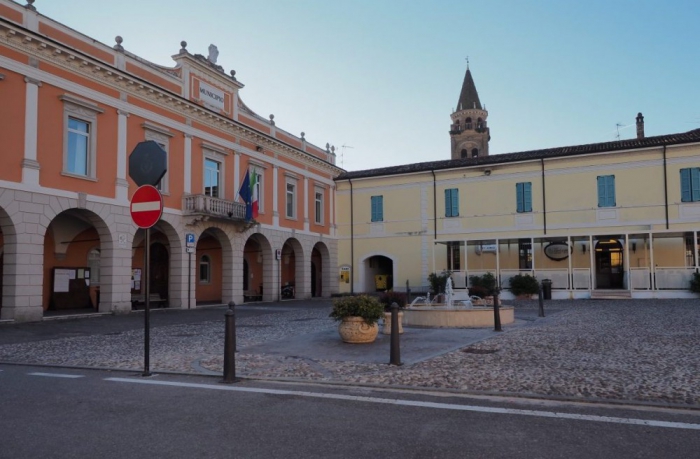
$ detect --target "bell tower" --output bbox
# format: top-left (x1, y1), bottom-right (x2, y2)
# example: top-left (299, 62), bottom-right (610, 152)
top-left (450, 65), bottom-right (490, 160)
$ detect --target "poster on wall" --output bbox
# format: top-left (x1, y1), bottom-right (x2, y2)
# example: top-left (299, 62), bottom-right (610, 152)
top-left (53, 269), bottom-right (72, 293)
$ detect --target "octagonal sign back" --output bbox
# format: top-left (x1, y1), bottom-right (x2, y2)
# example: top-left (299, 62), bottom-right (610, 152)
top-left (129, 140), bottom-right (167, 187)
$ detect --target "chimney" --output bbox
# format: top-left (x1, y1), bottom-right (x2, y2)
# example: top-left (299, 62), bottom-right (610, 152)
top-left (636, 112), bottom-right (645, 139)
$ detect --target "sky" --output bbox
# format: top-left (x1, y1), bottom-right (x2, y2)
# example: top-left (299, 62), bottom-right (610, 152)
top-left (30, 0), bottom-right (700, 172)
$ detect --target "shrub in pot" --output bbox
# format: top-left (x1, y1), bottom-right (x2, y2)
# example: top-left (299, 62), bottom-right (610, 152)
top-left (329, 295), bottom-right (384, 343)
top-left (428, 270), bottom-right (452, 295)
top-left (509, 274), bottom-right (540, 298)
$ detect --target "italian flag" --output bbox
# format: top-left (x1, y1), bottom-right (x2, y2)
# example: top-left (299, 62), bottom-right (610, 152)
top-left (250, 170), bottom-right (259, 219)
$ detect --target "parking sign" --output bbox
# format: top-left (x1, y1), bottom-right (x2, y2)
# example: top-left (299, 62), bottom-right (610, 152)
top-left (186, 233), bottom-right (195, 247)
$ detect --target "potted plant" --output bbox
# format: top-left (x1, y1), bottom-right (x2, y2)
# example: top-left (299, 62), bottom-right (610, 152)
top-left (329, 294), bottom-right (384, 343)
top-left (509, 274), bottom-right (540, 299)
top-left (469, 272), bottom-right (499, 305)
top-left (428, 270), bottom-right (452, 297)
top-left (379, 290), bottom-right (407, 335)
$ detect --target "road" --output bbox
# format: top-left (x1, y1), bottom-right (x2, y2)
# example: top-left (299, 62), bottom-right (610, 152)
top-left (2, 364), bottom-right (698, 459)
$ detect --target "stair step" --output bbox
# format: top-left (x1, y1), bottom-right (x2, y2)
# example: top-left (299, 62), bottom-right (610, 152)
top-left (590, 290), bottom-right (632, 299)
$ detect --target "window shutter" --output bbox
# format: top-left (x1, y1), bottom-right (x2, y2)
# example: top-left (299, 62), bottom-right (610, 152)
top-left (378, 196), bottom-right (383, 221)
top-left (692, 168), bottom-right (700, 202)
top-left (444, 189), bottom-right (451, 217)
top-left (452, 189), bottom-right (459, 217)
top-left (607, 176), bottom-right (616, 206)
top-left (516, 183), bottom-right (523, 213)
top-left (680, 169), bottom-right (691, 202)
top-left (524, 183), bottom-right (532, 212)
top-left (597, 176), bottom-right (605, 207)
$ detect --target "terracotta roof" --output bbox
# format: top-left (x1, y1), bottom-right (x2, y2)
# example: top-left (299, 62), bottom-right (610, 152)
top-left (335, 128), bottom-right (700, 181)
top-left (456, 68), bottom-right (482, 111)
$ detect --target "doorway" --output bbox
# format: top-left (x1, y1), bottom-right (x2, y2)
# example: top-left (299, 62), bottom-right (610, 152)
top-left (595, 239), bottom-right (624, 289)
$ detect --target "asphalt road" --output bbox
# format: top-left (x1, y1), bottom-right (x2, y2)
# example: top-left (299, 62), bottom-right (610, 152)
top-left (2, 364), bottom-right (698, 459)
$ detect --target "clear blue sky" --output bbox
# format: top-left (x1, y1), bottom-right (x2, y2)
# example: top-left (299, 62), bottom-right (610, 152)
top-left (31, 0), bottom-right (700, 171)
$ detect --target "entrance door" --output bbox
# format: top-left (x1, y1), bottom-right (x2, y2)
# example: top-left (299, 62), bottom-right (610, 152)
top-left (595, 239), bottom-right (624, 289)
top-left (150, 243), bottom-right (169, 300)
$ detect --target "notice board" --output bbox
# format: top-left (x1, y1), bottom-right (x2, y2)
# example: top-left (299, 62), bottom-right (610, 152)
top-left (50, 267), bottom-right (92, 310)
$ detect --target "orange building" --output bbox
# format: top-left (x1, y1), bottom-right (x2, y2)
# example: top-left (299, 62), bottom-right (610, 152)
top-left (0, 0), bottom-right (341, 322)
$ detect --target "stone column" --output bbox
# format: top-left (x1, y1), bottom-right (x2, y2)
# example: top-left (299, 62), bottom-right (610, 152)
top-left (272, 165), bottom-right (279, 227)
top-left (22, 77), bottom-right (41, 186)
top-left (115, 109), bottom-right (129, 202)
top-left (303, 177), bottom-right (309, 232)
top-left (183, 134), bottom-right (192, 194)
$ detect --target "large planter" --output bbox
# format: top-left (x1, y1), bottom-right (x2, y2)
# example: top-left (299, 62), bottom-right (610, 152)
top-left (338, 316), bottom-right (379, 343)
top-left (382, 311), bottom-right (404, 335)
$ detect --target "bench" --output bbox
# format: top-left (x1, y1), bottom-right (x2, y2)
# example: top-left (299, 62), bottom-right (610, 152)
top-left (131, 293), bottom-right (168, 309)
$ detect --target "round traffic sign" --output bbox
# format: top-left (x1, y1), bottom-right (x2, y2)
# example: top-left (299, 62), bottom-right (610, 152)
top-left (130, 185), bottom-right (163, 229)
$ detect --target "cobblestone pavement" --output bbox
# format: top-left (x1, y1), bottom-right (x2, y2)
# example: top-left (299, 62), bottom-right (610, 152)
top-left (1, 299), bottom-right (698, 406)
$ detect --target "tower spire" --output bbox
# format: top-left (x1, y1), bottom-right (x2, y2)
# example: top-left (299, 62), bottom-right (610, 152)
top-left (450, 63), bottom-right (489, 160)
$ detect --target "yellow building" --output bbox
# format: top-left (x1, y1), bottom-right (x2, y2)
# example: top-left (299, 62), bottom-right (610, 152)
top-left (335, 67), bottom-right (700, 299)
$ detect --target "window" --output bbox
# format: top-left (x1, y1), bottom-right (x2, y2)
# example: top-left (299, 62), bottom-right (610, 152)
top-left (204, 158), bottom-right (221, 197)
top-left (516, 182), bottom-right (532, 213)
top-left (445, 188), bottom-right (459, 217)
top-left (447, 242), bottom-right (461, 270)
top-left (597, 175), bottom-right (616, 207)
top-left (315, 188), bottom-right (324, 225)
top-left (460, 149), bottom-right (468, 158)
top-left (471, 148), bottom-right (479, 158)
top-left (680, 168), bottom-right (700, 202)
top-left (199, 255), bottom-right (211, 283)
top-left (371, 195), bottom-right (383, 222)
top-left (61, 95), bottom-right (102, 178)
top-left (143, 123), bottom-right (173, 193)
top-left (286, 180), bottom-right (296, 218)
top-left (465, 117), bottom-right (472, 130)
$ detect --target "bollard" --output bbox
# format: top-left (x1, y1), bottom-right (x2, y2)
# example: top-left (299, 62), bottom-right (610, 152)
top-left (389, 303), bottom-right (402, 366)
top-left (538, 285), bottom-right (545, 318)
top-left (493, 292), bottom-right (502, 332)
top-left (223, 301), bottom-right (239, 383)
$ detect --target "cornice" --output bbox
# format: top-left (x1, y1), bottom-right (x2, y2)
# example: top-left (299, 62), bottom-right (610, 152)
top-left (0, 19), bottom-right (342, 176)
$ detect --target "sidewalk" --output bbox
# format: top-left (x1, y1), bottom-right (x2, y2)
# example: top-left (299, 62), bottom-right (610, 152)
top-left (1, 299), bottom-right (699, 407)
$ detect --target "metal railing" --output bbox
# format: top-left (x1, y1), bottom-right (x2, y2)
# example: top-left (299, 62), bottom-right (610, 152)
top-left (183, 195), bottom-right (247, 220)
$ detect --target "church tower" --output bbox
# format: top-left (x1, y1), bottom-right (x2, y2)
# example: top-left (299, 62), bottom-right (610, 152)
top-left (450, 66), bottom-right (490, 159)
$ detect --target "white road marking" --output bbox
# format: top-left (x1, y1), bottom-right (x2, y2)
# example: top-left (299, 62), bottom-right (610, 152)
top-left (29, 372), bottom-right (84, 379)
top-left (105, 377), bottom-right (700, 431)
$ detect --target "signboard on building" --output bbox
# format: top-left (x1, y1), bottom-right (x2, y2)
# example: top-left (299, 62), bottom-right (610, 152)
top-left (198, 80), bottom-right (225, 111)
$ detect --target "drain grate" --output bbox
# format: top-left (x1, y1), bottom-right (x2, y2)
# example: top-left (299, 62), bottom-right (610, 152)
top-left (462, 348), bottom-right (498, 355)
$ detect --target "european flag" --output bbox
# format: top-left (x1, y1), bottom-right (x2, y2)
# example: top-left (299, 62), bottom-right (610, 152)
top-left (238, 170), bottom-right (252, 221)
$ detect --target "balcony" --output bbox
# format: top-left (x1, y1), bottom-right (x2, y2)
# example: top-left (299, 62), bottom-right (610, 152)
top-left (183, 194), bottom-right (247, 221)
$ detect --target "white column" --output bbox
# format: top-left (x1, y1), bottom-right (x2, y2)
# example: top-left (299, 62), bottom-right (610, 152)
top-left (695, 230), bottom-right (699, 270)
top-left (115, 109), bottom-right (129, 202)
top-left (303, 177), bottom-right (309, 232)
top-left (649, 232), bottom-right (655, 290)
top-left (233, 152), bottom-right (240, 197)
top-left (496, 238), bottom-right (500, 288)
top-left (530, 237), bottom-right (535, 274)
top-left (184, 134), bottom-right (192, 194)
top-left (22, 77), bottom-right (41, 186)
top-left (625, 234), bottom-right (631, 291)
top-left (567, 236), bottom-right (573, 290)
top-left (272, 165), bottom-right (279, 227)
top-left (589, 235), bottom-right (595, 290)
top-left (330, 185), bottom-right (335, 237)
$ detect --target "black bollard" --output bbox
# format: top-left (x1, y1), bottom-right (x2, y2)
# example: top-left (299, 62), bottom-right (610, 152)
top-left (389, 303), bottom-right (402, 366)
top-left (538, 285), bottom-right (545, 318)
top-left (223, 301), bottom-right (239, 383)
top-left (493, 292), bottom-right (502, 332)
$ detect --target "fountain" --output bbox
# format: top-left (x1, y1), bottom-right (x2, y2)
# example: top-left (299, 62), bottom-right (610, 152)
top-left (404, 277), bottom-right (514, 328)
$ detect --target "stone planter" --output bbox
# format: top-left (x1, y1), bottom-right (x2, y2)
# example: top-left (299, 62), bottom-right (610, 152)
top-left (382, 311), bottom-right (404, 335)
top-left (338, 316), bottom-right (379, 343)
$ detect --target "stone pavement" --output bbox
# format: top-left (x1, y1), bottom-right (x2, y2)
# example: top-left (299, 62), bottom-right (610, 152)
top-left (1, 299), bottom-right (699, 408)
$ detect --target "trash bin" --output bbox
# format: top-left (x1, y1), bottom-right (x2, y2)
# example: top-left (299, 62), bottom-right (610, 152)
top-left (541, 279), bottom-right (552, 300)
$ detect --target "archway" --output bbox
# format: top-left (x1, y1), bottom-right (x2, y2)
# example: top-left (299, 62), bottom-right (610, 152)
top-left (280, 238), bottom-right (304, 300)
top-left (362, 254), bottom-right (394, 293)
top-left (311, 242), bottom-right (330, 298)
top-left (243, 233), bottom-right (272, 302)
top-left (195, 229), bottom-right (226, 305)
top-left (43, 209), bottom-right (111, 314)
top-left (132, 223), bottom-right (178, 308)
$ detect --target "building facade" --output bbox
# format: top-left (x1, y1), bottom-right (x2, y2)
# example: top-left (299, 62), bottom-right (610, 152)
top-left (336, 68), bottom-right (700, 300)
top-left (0, 0), bottom-right (341, 322)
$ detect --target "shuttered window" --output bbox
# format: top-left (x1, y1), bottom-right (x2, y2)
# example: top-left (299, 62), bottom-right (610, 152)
top-left (680, 168), bottom-right (700, 202)
top-left (516, 182), bottom-right (532, 213)
top-left (597, 175), bottom-right (616, 207)
top-left (445, 188), bottom-right (459, 217)
top-left (371, 195), bottom-right (383, 222)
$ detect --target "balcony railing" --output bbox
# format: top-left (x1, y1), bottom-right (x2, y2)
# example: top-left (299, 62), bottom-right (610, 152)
top-left (183, 194), bottom-right (247, 221)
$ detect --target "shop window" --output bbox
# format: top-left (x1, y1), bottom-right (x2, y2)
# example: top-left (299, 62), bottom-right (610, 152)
top-left (199, 255), bottom-right (211, 284)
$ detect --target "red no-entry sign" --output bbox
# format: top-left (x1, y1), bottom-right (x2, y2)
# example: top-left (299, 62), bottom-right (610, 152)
top-left (130, 185), bottom-right (163, 229)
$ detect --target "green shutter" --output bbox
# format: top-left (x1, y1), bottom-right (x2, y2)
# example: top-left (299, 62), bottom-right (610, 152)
top-left (444, 189), bottom-right (451, 217)
top-left (516, 183), bottom-right (523, 213)
top-left (452, 188), bottom-right (459, 217)
top-left (597, 176), bottom-right (605, 207)
top-left (607, 176), bottom-right (616, 206)
top-left (692, 168), bottom-right (700, 202)
top-left (680, 169), bottom-right (691, 202)
top-left (524, 182), bottom-right (532, 212)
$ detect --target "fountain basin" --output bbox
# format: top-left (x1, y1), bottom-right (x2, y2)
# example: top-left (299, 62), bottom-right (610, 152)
top-left (403, 305), bottom-right (514, 328)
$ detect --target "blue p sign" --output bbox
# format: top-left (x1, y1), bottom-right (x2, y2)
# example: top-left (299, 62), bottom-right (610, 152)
top-left (186, 233), bottom-right (195, 247)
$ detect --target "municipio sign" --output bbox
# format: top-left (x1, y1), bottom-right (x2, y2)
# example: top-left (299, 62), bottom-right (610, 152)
top-left (130, 185), bottom-right (163, 229)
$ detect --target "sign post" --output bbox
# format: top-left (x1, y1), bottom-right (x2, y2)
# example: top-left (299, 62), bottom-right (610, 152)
top-left (186, 233), bottom-right (195, 310)
top-left (130, 185), bottom-right (164, 377)
top-left (129, 141), bottom-right (167, 378)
